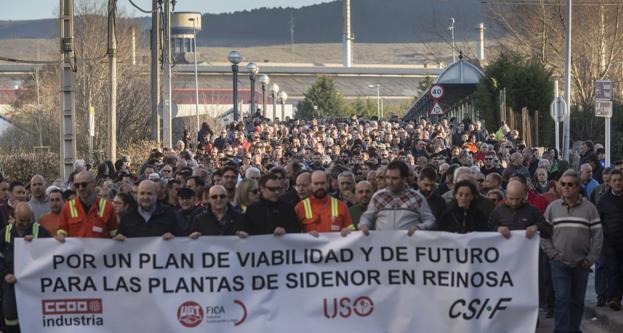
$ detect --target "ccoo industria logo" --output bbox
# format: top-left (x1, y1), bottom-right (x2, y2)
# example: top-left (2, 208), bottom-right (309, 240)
top-left (41, 298), bottom-right (104, 327)
top-left (177, 301), bottom-right (204, 328)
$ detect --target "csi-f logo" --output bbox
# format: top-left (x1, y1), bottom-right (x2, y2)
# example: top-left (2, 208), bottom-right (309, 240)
top-left (177, 301), bottom-right (204, 328)
top-left (323, 296), bottom-right (374, 319)
top-left (449, 298), bottom-right (512, 320)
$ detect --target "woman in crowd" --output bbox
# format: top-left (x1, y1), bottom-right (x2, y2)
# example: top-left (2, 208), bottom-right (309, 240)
top-left (234, 179), bottom-right (259, 213)
top-left (437, 180), bottom-right (489, 233)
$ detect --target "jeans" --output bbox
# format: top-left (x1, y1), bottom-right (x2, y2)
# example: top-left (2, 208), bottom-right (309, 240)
top-left (595, 252), bottom-right (607, 301)
top-left (605, 243), bottom-right (623, 301)
top-left (551, 261), bottom-right (589, 333)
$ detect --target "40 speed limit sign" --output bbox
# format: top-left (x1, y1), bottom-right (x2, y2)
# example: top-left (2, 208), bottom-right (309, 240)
top-left (430, 85), bottom-right (444, 99)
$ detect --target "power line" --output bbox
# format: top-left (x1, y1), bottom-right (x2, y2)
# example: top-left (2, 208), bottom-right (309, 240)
top-left (0, 55), bottom-right (59, 65)
top-left (127, 0), bottom-right (157, 14)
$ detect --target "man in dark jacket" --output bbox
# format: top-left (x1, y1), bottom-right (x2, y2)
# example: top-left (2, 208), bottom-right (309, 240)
top-left (490, 181), bottom-right (552, 239)
top-left (597, 169), bottom-right (623, 311)
top-left (245, 173), bottom-right (300, 235)
top-left (417, 167), bottom-right (446, 220)
top-left (177, 188), bottom-right (201, 235)
top-left (0, 203), bottom-right (50, 333)
top-left (115, 180), bottom-right (183, 239)
top-left (189, 185), bottom-right (247, 237)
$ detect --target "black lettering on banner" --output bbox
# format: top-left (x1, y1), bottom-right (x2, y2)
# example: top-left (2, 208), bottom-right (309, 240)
top-left (422, 270), bottom-right (514, 288)
top-left (414, 247), bottom-right (500, 264)
top-left (252, 274), bottom-right (278, 290)
top-left (359, 247), bottom-right (373, 262)
top-left (40, 276), bottom-right (97, 293)
top-left (201, 252), bottom-right (230, 268)
top-left (52, 254), bottom-right (96, 270)
top-left (388, 269), bottom-right (416, 285)
top-left (103, 276), bottom-right (142, 292)
top-left (380, 246), bottom-right (408, 262)
top-left (102, 253), bottom-right (132, 268)
top-left (448, 298), bottom-right (513, 320)
top-left (284, 270), bottom-right (381, 289)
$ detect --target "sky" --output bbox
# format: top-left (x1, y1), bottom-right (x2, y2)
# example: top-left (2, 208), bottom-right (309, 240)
top-left (1, 0), bottom-right (330, 20)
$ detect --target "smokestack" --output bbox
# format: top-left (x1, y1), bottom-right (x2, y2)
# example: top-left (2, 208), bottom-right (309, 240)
top-left (343, 0), bottom-right (352, 67)
top-left (477, 23), bottom-right (485, 61)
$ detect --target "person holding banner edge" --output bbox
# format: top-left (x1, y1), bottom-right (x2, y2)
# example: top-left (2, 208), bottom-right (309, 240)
top-left (0, 203), bottom-right (50, 333)
top-left (540, 169), bottom-right (603, 333)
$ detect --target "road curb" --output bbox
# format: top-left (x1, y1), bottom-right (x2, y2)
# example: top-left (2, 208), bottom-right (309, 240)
top-left (584, 302), bottom-right (623, 333)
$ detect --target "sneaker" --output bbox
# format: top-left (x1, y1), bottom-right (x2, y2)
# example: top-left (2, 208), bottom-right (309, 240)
top-left (608, 300), bottom-right (622, 311)
top-left (597, 298), bottom-right (607, 307)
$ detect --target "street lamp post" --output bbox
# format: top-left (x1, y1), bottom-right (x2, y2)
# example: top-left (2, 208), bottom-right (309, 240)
top-left (228, 50), bottom-right (242, 122)
top-left (269, 82), bottom-right (280, 121)
top-left (369, 84), bottom-right (381, 119)
top-left (189, 17), bottom-right (200, 133)
top-left (278, 91), bottom-right (288, 121)
top-left (258, 74), bottom-right (270, 119)
top-left (449, 17), bottom-right (456, 63)
top-left (247, 63), bottom-right (259, 118)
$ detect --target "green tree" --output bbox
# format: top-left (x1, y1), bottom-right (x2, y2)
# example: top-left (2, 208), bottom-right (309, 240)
top-left (477, 51), bottom-right (554, 147)
top-left (296, 76), bottom-right (348, 119)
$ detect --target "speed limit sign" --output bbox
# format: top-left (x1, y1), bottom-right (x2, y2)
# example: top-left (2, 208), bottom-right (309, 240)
top-left (430, 85), bottom-right (444, 99)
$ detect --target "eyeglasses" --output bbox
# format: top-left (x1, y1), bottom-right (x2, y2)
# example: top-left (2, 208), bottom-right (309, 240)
top-left (162, 169), bottom-right (172, 173)
top-left (74, 182), bottom-right (90, 189)
top-left (210, 194), bottom-right (227, 200)
top-left (264, 186), bottom-right (281, 192)
top-left (560, 182), bottom-right (576, 187)
top-left (249, 189), bottom-right (259, 194)
top-left (485, 158), bottom-right (493, 161)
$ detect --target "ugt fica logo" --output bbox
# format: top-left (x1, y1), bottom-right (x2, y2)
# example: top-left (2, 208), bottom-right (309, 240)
top-left (177, 301), bottom-right (204, 328)
top-left (323, 296), bottom-right (374, 319)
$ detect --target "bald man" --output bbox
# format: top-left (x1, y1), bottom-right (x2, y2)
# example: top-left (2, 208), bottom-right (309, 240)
top-left (349, 181), bottom-right (373, 228)
top-left (488, 181), bottom-right (551, 239)
top-left (115, 180), bottom-right (183, 240)
top-left (28, 174), bottom-right (49, 221)
top-left (0, 203), bottom-right (50, 333)
top-left (57, 171), bottom-right (118, 241)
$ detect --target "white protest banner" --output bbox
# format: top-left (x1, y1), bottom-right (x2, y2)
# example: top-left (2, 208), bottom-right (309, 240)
top-left (15, 231), bottom-right (538, 333)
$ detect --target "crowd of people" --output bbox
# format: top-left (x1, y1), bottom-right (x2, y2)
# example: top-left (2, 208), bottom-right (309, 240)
top-left (0, 114), bottom-right (622, 332)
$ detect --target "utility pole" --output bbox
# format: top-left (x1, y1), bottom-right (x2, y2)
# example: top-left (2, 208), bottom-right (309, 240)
top-left (59, 0), bottom-right (77, 181)
top-left (449, 17), bottom-right (456, 63)
top-left (162, 0), bottom-right (173, 148)
top-left (562, 0), bottom-right (572, 161)
top-left (108, 0), bottom-right (117, 162)
top-left (151, 0), bottom-right (161, 143)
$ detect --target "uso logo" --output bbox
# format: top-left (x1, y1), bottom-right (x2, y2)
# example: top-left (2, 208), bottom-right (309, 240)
top-left (177, 301), bottom-right (204, 328)
top-left (323, 296), bottom-right (374, 319)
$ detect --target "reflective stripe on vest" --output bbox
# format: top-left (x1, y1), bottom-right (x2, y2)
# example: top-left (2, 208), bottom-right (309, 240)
top-left (303, 199), bottom-right (313, 219)
top-left (69, 199), bottom-right (106, 218)
top-left (68, 199), bottom-right (78, 218)
top-left (98, 199), bottom-right (107, 218)
top-left (33, 223), bottom-right (40, 239)
top-left (4, 224), bottom-right (13, 243)
top-left (302, 198), bottom-right (339, 220)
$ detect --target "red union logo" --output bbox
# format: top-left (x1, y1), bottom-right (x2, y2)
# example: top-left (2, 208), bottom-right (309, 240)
top-left (323, 296), bottom-right (374, 319)
top-left (42, 299), bottom-right (103, 315)
top-left (177, 301), bottom-right (204, 328)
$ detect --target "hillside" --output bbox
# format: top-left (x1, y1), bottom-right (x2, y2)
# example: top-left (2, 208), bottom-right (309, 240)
top-left (0, 0), bottom-right (497, 46)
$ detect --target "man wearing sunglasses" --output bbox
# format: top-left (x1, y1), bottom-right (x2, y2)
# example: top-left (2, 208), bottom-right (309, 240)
top-left (189, 185), bottom-right (247, 237)
top-left (245, 173), bottom-right (300, 236)
top-left (56, 171), bottom-right (118, 241)
top-left (541, 169), bottom-right (603, 333)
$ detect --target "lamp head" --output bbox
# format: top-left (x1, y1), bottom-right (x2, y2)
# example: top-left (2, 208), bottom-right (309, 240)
top-left (228, 50), bottom-right (242, 65)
